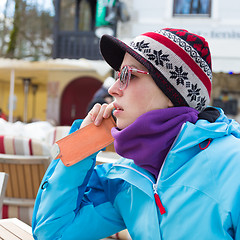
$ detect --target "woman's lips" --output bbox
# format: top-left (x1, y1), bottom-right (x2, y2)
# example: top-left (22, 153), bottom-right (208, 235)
top-left (113, 103), bottom-right (124, 116)
top-left (113, 103), bottom-right (123, 111)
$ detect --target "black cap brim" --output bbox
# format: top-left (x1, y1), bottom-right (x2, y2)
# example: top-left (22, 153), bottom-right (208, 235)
top-left (100, 34), bottom-right (151, 72)
top-left (100, 34), bottom-right (157, 75)
top-left (100, 35), bottom-right (128, 71)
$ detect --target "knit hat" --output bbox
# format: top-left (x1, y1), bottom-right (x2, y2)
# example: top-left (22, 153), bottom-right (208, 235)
top-left (100, 28), bottom-right (212, 112)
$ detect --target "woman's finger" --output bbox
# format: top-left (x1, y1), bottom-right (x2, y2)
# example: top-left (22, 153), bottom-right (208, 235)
top-left (89, 103), bottom-right (101, 122)
top-left (94, 103), bottom-right (108, 126)
top-left (103, 102), bottom-right (115, 118)
top-left (80, 103), bottom-right (101, 129)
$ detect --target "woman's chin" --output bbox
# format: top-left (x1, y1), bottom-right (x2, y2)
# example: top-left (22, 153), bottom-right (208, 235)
top-left (116, 119), bottom-right (132, 130)
top-left (116, 121), bottom-right (122, 130)
top-left (116, 119), bottom-right (125, 130)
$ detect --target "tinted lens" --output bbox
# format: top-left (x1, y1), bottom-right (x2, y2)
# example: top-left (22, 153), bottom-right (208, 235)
top-left (119, 66), bottom-right (129, 90)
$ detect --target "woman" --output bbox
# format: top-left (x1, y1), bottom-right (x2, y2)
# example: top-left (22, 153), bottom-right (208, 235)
top-left (32, 28), bottom-right (240, 239)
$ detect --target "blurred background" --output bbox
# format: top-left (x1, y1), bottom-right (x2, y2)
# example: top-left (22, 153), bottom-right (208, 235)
top-left (0, 0), bottom-right (240, 126)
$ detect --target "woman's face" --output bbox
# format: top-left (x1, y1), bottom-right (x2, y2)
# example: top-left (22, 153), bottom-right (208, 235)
top-left (108, 53), bottom-right (173, 129)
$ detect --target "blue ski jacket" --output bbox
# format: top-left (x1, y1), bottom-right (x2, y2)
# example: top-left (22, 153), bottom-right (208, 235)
top-left (32, 108), bottom-right (240, 239)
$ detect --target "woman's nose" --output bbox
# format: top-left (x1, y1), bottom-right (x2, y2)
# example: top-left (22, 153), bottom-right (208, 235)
top-left (108, 79), bottom-right (123, 97)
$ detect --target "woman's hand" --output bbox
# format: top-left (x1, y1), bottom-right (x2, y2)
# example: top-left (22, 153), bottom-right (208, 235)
top-left (80, 103), bottom-right (114, 129)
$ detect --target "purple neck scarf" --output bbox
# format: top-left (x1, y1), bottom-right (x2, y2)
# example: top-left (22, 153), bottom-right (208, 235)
top-left (111, 107), bottom-right (199, 179)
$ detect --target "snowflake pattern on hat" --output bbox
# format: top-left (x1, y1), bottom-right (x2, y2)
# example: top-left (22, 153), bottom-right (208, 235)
top-left (146, 50), bottom-right (170, 67)
top-left (130, 40), bottom-right (150, 52)
top-left (170, 66), bottom-right (188, 85)
top-left (129, 29), bottom-right (212, 112)
top-left (187, 84), bottom-right (201, 101)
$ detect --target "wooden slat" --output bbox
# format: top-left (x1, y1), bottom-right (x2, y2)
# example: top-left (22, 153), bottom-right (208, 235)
top-left (0, 222), bottom-right (33, 240)
top-left (9, 164), bottom-right (20, 198)
top-left (0, 225), bottom-right (20, 240)
top-left (23, 165), bottom-right (34, 199)
top-left (0, 163), bottom-right (4, 172)
top-left (16, 165), bottom-right (27, 199)
top-left (38, 164), bottom-right (45, 181)
top-left (31, 165), bottom-right (40, 197)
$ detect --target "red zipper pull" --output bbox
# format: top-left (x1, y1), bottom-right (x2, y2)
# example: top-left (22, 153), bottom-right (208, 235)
top-left (153, 184), bottom-right (166, 215)
top-left (154, 192), bottom-right (166, 215)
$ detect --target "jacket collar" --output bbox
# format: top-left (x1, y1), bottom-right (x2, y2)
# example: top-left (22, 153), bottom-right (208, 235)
top-left (106, 158), bottom-right (156, 199)
top-left (160, 109), bottom-right (240, 179)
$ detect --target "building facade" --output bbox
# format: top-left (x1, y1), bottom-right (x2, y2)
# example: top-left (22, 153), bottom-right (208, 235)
top-left (116, 0), bottom-right (240, 116)
top-left (117, 0), bottom-right (240, 73)
top-left (0, 59), bottom-right (111, 125)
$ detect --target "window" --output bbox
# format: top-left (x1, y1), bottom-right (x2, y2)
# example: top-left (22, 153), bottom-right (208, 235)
top-left (59, 0), bottom-right (96, 32)
top-left (60, 1), bottom-right (75, 31)
top-left (173, 0), bottom-right (211, 16)
top-left (79, 0), bottom-right (92, 31)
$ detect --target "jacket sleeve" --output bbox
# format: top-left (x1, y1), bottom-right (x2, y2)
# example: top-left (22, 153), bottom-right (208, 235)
top-left (32, 120), bottom-right (126, 240)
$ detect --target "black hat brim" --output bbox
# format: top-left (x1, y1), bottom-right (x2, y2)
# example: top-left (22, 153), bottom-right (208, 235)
top-left (100, 35), bottom-right (129, 71)
top-left (100, 34), bottom-right (149, 72)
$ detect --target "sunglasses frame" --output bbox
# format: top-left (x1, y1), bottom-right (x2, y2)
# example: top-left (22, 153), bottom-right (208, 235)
top-left (116, 65), bottom-right (149, 90)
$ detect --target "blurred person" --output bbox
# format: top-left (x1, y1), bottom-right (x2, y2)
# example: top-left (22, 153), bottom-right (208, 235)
top-left (87, 77), bottom-right (115, 113)
top-left (32, 28), bottom-right (240, 239)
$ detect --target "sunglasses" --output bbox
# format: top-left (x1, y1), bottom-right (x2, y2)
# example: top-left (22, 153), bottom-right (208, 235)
top-left (116, 65), bottom-right (149, 90)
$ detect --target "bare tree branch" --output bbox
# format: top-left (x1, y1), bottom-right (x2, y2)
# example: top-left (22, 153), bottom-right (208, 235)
top-left (0, 0), bottom-right (11, 53)
top-left (1, 0), bottom-right (54, 60)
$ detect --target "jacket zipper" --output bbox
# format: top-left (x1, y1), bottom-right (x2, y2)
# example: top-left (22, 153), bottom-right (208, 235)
top-left (113, 123), bottom-right (186, 215)
top-left (113, 163), bottom-right (166, 215)
top-left (154, 123), bottom-right (186, 214)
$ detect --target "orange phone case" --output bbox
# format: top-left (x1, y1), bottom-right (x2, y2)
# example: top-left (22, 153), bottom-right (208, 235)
top-left (51, 117), bottom-right (116, 167)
